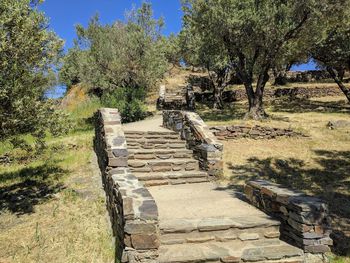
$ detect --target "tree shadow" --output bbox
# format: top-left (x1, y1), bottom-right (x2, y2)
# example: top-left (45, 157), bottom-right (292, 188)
top-left (227, 150), bottom-right (350, 255)
top-left (197, 103), bottom-right (291, 123)
top-left (0, 164), bottom-right (67, 215)
top-left (270, 97), bottom-right (350, 114)
top-left (198, 104), bottom-right (247, 122)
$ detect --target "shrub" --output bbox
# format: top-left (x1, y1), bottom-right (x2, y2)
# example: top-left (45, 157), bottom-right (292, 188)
top-left (101, 87), bottom-right (147, 123)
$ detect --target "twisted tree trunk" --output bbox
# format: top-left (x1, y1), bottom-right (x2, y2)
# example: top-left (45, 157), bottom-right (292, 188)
top-left (243, 70), bottom-right (269, 120)
top-left (326, 66), bottom-right (350, 103)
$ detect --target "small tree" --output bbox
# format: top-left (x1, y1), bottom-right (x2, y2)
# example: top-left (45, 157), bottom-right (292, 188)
top-left (180, 23), bottom-right (230, 109)
top-left (61, 3), bottom-right (167, 93)
top-left (0, 0), bottom-right (68, 148)
top-left (182, 0), bottom-right (342, 119)
top-left (60, 3), bottom-right (168, 122)
top-left (312, 14), bottom-right (350, 102)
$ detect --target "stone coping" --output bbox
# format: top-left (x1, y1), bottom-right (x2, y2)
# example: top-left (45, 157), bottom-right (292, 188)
top-left (245, 180), bottom-right (332, 254)
top-left (163, 110), bottom-right (223, 176)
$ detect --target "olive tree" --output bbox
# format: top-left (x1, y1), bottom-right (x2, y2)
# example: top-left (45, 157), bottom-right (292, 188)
top-left (312, 9), bottom-right (350, 102)
top-left (60, 3), bottom-right (168, 122)
top-left (63, 3), bottom-right (167, 93)
top-left (0, 0), bottom-right (68, 147)
top-left (182, 0), bottom-right (343, 119)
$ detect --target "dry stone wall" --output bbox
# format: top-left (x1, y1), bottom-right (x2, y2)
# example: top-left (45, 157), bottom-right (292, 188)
top-left (285, 70), bottom-right (331, 83)
top-left (210, 125), bottom-right (306, 140)
top-left (245, 180), bottom-right (332, 254)
top-left (163, 110), bottom-right (223, 176)
top-left (94, 108), bottom-right (160, 263)
top-left (195, 86), bottom-right (343, 104)
top-left (157, 85), bottom-right (195, 111)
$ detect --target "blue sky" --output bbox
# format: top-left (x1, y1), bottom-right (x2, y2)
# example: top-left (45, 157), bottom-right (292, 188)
top-left (40, 0), bottom-right (315, 98)
top-left (39, 0), bottom-right (183, 51)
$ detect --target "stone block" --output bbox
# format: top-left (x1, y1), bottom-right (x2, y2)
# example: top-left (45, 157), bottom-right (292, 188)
top-left (123, 197), bottom-right (134, 219)
top-left (304, 245), bottom-right (331, 254)
top-left (109, 157), bottom-right (128, 167)
top-left (131, 234), bottom-right (159, 250)
top-left (264, 231), bottom-right (280, 239)
top-left (239, 233), bottom-right (260, 241)
top-left (198, 218), bottom-right (234, 232)
top-left (124, 221), bottom-right (157, 235)
top-left (220, 256), bottom-right (240, 263)
top-left (139, 200), bottom-right (158, 220)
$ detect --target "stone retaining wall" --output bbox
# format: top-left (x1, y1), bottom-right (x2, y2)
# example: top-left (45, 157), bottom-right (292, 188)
top-left (195, 86), bottom-right (343, 104)
top-left (163, 110), bottom-right (223, 176)
top-left (157, 85), bottom-right (195, 111)
top-left (210, 125), bottom-right (306, 140)
top-left (94, 108), bottom-right (159, 263)
top-left (285, 70), bottom-right (331, 83)
top-left (245, 180), bottom-right (332, 254)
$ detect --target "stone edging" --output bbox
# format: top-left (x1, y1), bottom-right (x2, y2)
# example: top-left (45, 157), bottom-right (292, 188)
top-left (163, 110), bottom-right (223, 176)
top-left (210, 125), bottom-right (307, 140)
top-left (245, 180), bottom-right (332, 254)
top-left (94, 108), bottom-right (159, 263)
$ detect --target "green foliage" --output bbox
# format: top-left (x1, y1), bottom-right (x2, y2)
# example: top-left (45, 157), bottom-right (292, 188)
top-left (60, 3), bottom-right (168, 94)
top-left (182, 0), bottom-right (344, 118)
top-left (101, 88), bottom-right (147, 123)
top-left (162, 33), bottom-right (182, 66)
top-left (0, 0), bottom-right (69, 149)
top-left (59, 47), bottom-right (88, 89)
top-left (311, 6), bottom-right (350, 101)
top-left (312, 7), bottom-right (350, 74)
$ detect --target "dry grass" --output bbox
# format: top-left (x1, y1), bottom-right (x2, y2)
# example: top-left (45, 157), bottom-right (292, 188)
top-left (0, 114), bottom-right (113, 263)
top-left (198, 96), bottom-right (350, 259)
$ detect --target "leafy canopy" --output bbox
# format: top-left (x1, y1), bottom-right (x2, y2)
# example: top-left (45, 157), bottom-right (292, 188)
top-left (182, 0), bottom-right (344, 118)
top-left (60, 3), bottom-right (168, 93)
top-left (0, 0), bottom-right (68, 148)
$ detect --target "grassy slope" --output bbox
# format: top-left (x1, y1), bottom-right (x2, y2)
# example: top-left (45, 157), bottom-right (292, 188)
top-left (0, 95), bottom-right (114, 263)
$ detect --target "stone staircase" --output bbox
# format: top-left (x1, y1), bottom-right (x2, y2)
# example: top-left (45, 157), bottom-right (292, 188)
top-left (150, 183), bottom-right (304, 263)
top-left (125, 131), bottom-right (210, 187)
top-left (124, 129), bottom-right (305, 263)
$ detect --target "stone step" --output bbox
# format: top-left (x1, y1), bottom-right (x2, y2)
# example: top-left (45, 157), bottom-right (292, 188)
top-left (135, 171), bottom-right (210, 186)
top-left (126, 139), bottom-right (187, 150)
top-left (125, 133), bottom-right (180, 140)
top-left (159, 240), bottom-right (304, 263)
top-left (128, 149), bottom-right (193, 160)
top-left (127, 143), bottom-right (187, 150)
top-left (124, 131), bottom-right (178, 136)
top-left (128, 158), bottom-right (199, 173)
top-left (126, 138), bottom-right (184, 144)
top-left (159, 216), bottom-right (281, 246)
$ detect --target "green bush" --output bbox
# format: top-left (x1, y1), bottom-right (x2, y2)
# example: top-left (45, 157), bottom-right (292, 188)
top-left (101, 87), bottom-right (147, 123)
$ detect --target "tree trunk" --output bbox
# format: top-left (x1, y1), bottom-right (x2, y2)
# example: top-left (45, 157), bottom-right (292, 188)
top-left (327, 66), bottom-right (350, 103)
top-left (211, 68), bottom-right (227, 110)
top-left (213, 87), bottom-right (223, 109)
top-left (243, 70), bottom-right (269, 120)
top-left (245, 97), bottom-right (268, 120)
top-left (213, 83), bottom-right (224, 109)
